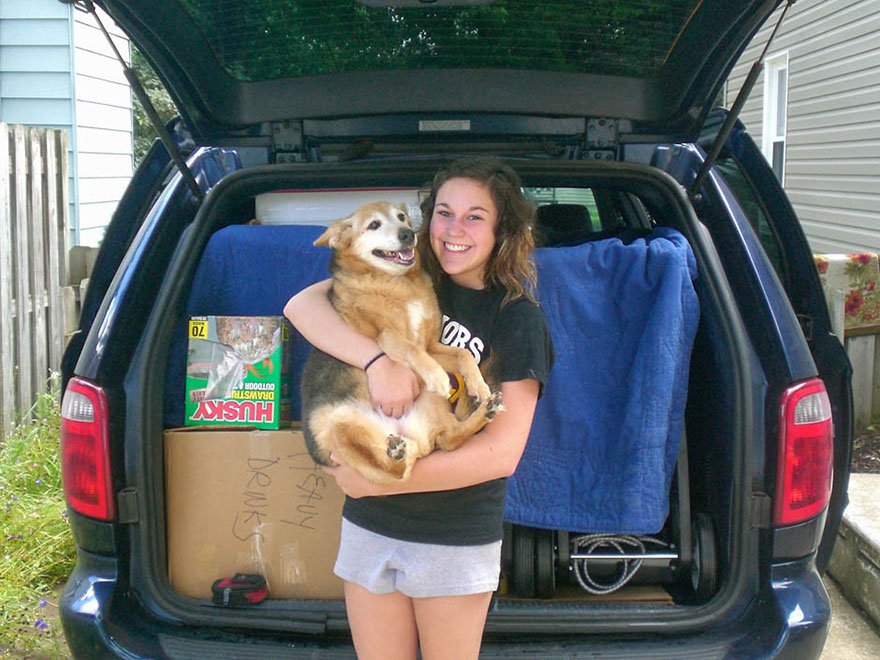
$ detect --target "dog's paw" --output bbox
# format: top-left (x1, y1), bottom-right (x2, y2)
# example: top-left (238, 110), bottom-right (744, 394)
top-left (386, 434), bottom-right (407, 462)
top-left (473, 382), bottom-right (492, 402)
top-left (424, 367), bottom-right (452, 397)
top-left (459, 370), bottom-right (491, 402)
top-left (484, 391), bottom-right (505, 420)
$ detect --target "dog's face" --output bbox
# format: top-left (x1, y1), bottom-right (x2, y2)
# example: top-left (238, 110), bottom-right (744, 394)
top-left (315, 202), bottom-right (417, 275)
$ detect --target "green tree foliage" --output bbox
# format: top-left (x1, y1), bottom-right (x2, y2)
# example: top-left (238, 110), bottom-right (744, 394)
top-left (179, 0), bottom-right (690, 82)
top-left (131, 46), bottom-right (178, 166)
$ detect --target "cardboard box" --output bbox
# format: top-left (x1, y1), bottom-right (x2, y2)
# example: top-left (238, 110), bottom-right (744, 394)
top-left (184, 316), bottom-right (292, 429)
top-left (165, 427), bottom-right (345, 599)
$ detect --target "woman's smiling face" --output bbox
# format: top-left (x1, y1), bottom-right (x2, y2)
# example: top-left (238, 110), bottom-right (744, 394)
top-left (429, 177), bottom-right (498, 289)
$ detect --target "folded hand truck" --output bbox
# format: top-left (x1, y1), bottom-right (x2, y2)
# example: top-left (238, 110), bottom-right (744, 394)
top-left (502, 435), bottom-right (718, 601)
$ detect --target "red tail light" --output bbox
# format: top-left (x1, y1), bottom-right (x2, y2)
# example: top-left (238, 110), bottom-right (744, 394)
top-left (774, 379), bottom-right (833, 526)
top-left (61, 378), bottom-right (115, 521)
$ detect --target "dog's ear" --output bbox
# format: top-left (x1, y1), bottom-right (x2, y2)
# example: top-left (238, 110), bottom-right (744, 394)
top-left (314, 218), bottom-right (354, 249)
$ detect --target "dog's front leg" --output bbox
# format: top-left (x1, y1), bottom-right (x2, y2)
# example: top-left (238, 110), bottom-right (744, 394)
top-left (377, 330), bottom-right (450, 396)
top-left (428, 343), bottom-right (492, 401)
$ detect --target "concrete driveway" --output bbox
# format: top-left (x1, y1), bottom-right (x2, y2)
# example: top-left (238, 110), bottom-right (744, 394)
top-left (822, 576), bottom-right (880, 659)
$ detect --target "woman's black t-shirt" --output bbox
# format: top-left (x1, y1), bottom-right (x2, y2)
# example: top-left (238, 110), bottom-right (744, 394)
top-left (342, 277), bottom-right (555, 545)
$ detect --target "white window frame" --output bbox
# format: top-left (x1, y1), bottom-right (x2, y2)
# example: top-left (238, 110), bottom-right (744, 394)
top-left (762, 51), bottom-right (789, 184)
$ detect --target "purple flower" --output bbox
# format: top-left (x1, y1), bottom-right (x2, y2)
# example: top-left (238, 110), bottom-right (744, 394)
top-left (39, 598), bottom-right (47, 608)
top-left (35, 479), bottom-right (43, 485)
top-left (34, 618), bottom-right (49, 630)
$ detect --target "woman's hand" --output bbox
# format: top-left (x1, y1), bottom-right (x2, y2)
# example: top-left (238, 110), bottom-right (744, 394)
top-left (366, 356), bottom-right (420, 418)
top-left (285, 282), bottom-right (419, 417)
top-left (322, 454), bottom-right (389, 499)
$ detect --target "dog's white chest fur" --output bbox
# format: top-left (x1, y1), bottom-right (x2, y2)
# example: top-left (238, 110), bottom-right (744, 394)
top-left (407, 301), bottom-right (426, 339)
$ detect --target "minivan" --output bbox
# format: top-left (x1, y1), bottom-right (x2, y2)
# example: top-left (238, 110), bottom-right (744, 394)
top-left (59, 1), bottom-right (853, 658)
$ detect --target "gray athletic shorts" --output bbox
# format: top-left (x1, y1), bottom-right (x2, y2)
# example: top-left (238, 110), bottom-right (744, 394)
top-left (334, 518), bottom-right (502, 598)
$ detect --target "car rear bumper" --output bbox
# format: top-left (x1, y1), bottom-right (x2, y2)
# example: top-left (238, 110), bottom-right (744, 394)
top-left (60, 553), bottom-right (829, 659)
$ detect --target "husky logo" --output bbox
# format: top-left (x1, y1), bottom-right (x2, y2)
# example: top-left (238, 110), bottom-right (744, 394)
top-left (192, 399), bottom-right (274, 423)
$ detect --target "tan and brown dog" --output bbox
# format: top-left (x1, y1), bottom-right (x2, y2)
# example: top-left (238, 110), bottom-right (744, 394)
top-left (300, 201), bottom-right (503, 485)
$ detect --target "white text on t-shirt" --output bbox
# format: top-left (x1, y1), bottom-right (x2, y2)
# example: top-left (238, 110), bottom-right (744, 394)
top-left (440, 314), bottom-right (485, 364)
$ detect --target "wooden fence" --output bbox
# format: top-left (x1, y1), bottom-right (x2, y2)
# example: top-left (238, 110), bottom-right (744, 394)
top-left (0, 123), bottom-right (70, 436)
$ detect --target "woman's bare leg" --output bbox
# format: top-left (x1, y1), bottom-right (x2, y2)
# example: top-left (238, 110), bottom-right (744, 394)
top-left (412, 591), bottom-right (493, 660)
top-left (343, 581), bottom-right (419, 660)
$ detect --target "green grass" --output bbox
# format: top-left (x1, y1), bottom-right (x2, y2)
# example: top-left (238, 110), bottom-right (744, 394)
top-left (0, 385), bottom-right (74, 658)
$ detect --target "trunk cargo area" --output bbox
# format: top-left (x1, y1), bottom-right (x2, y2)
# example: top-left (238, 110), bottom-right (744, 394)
top-left (142, 160), bottom-right (753, 633)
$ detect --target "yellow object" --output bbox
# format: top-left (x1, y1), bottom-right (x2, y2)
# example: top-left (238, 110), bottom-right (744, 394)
top-left (189, 318), bottom-right (209, 339)
top-left (448, 372), bottom-right (465, 403)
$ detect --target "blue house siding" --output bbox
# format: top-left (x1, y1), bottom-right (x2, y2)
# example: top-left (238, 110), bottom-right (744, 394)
top-left (0, 0), bottom-right (77, 243)
top-left (0, 13), bottom-right (73, 124)
top-left (2, 71), bottom-right (70, 99)
top-left (1, 0), bottom-right (133, 247)
top-left (0, 17), bottom-right (71, 45)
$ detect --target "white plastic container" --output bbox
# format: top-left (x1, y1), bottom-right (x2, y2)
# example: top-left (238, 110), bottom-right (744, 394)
top-left (255, 188), bottom-right (422, 227)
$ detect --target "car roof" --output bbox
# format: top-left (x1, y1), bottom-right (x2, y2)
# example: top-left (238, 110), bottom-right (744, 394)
top-left (98, 0), bottom-right (783, 144)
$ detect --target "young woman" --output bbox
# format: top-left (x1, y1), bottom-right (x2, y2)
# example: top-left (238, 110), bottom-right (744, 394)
top-left (284, 156), bottom-right (554, 660)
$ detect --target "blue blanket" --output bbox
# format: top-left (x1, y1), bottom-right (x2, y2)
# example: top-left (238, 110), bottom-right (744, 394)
top-left (163, 224), bottom-right (330, 426)
top-left (504, 228), bottom-right (699, 534)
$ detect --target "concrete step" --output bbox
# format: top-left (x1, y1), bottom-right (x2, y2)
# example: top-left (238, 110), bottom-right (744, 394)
top-left (827, 473), bottom-right (880, 630)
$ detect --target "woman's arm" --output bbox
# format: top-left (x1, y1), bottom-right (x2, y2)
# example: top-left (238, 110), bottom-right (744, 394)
top-left (284, 280), bottom-right (419, 417)
top-left (323, 378), bottom-right (540, 497)
top-left (284, 279), bottom-right (378, 367)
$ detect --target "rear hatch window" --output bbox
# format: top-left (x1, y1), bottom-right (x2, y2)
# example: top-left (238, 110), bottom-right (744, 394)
top-left (179, 0), bottom-right (697, 81)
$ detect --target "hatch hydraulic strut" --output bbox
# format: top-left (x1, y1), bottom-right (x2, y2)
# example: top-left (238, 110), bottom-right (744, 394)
top-left (689, 0), bottom-right (796, 200)
top-left (63, 0), bottom-right (204, 201)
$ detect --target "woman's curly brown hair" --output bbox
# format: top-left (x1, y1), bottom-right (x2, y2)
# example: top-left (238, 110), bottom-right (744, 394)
top-left (418, 156), bottom-right (537, 304)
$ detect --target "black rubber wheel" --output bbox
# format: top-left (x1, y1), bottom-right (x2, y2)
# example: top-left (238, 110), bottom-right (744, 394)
top-left (691, 513), bottom-right (717, 602)
top-left (555, 530), bottom-right (571, 584)
top-left (512, 526), bottom-right (536, 597)
top-left (501, 522), bottom-right (514, 575)
top-left (534, 528), bottom-right (556, 599)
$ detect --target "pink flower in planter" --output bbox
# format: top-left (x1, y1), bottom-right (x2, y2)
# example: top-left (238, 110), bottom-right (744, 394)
top-left (846, 290), bottom-right (865, 316)
top-left (847, 253), bottom-right (873, 265)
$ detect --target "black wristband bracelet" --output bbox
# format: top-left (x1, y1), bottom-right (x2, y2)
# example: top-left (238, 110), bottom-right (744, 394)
top-left (363, 351), bottom-right (386, 372)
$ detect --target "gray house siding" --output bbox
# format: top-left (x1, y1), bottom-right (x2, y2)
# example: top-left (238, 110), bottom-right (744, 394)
top-left (724, 0), bottom-right (880, 253)
top-left (0, 1), bottom-right (132, 247)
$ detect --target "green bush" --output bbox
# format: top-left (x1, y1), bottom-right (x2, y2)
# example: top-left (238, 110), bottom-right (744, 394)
top-left (0, 386), bottom-right (74, 658)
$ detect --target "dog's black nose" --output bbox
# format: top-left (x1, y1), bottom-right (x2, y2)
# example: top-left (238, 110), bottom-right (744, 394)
top-left (399, 227), bottom-right (415, 246)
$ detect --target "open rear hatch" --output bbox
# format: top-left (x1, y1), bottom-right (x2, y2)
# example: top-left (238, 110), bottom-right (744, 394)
top-left (95, 0), bottom-right (781, 145)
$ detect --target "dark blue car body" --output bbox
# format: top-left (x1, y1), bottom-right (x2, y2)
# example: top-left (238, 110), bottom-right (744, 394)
top-left (58, 2), bottom-right (852, 658)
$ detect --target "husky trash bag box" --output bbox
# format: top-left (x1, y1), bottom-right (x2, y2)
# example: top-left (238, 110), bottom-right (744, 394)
top-left (184, 316), bottom-right (293, 429)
